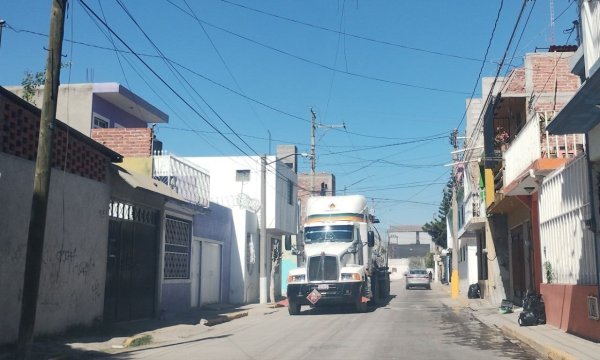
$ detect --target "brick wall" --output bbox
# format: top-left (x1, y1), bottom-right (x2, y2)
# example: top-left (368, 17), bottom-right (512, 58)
top-left (504, 68), bottom-right (525, 93)
top-left (91, 128), bottom-right (153, 157)
top-left (0, 90), bottom-right (110, 182)
top-left (529, 53), bottom-right (580, 94)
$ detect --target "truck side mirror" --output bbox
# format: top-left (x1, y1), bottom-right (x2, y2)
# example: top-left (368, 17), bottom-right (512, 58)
top-left (284, 234), bottom-right (292, 251)
top-left (367, 231), bottom-right (375, 247)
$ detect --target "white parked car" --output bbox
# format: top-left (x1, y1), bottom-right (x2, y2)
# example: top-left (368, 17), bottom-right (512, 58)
top-left (405, 269), bottom-right (431, 290)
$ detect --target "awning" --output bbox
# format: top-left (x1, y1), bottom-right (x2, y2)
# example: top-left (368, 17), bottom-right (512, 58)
top-left (503, 158), bottom-right (568, 196)
top-left (546, 70), bottom-right (600, 134)
top-left (112, 165), bottom-right (206, 213)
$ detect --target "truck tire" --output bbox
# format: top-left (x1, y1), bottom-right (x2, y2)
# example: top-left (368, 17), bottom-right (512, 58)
top-left (355, 298), bottom-right (367, 313)
top-left (288, 301), bottom-right (301, 315)
top-left (355, 283), bottom-right (368, 313)
top-left (381, 279), bottom-right (390, 299)
top-left (371, 280), bottom-right (380, 305)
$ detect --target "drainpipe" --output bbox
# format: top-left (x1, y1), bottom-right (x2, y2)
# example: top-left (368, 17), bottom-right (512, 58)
top-left (584, 133), bottom-right (600, 299)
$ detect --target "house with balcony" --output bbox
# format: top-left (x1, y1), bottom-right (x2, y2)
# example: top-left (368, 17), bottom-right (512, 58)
top-left (6, 83), bottom-right (220, 319)
top-left (89, 124), bottom-right (216, 315)
top-left (541, 1), bottom-right (600, 342)
top-left (185, 145), bottom-right (301, 304)
top-left (456, 81), bottom-right (490, 299)
top-left (481, 49), bottom-right (582, 308)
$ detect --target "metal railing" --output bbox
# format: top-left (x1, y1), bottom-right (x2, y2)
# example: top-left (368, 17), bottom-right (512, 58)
top-left (152, 150), bottom-right (210, 208)
top-left (503, 111), bottom-right (584, 186)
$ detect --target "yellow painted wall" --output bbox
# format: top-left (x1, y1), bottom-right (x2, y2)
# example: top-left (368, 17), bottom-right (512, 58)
top-left (121, 157), bottom-right (153, 177)
top-left (484, 168), bottom-right (495, 207)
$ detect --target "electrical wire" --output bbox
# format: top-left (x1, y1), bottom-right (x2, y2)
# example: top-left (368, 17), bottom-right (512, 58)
top-left (217, 0), bottom-right (499, 65)
top-left (79, 0), bottom-right (255, 159)
top-left (6, 23), bottom-right (457, 141)
top-left (166, 1), bottom-right (470, 95)
top-left (455, 0), bottom-right (504, 131)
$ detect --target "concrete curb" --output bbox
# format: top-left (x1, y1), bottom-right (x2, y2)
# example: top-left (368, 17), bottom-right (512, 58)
top-left (203, 310), bottom-right (249, 327)
top-left (499, 324), bottom-right (576, 360)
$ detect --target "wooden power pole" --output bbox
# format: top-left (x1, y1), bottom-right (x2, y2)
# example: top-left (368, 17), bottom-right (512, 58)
top-left (450, 129), bottom-right (460, 298)
top-left (17, 1), bottom-right (68, 358)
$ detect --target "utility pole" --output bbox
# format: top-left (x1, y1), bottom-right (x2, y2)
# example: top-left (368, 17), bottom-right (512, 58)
top-left (260, 155), bottom-right (267, 304)
top-left (450, 129), bottom-right (460, 299)
top-left (310, 108), bottom-right (316, 196)
top-left (17, 1), bottom-right (67, 358)
top-left (308, 108), bottom-right (345, 196)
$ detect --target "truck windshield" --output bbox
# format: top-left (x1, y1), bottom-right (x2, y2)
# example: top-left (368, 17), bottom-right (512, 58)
top-left (304, 225), bottom-right (354, 244)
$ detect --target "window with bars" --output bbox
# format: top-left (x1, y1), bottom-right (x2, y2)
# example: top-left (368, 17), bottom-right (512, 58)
top-left (164, 217), bottom-right (191, 279)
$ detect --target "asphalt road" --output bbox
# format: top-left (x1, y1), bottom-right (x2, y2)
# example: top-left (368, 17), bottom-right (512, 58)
top-left (116, 280), bottom-right (539, 360)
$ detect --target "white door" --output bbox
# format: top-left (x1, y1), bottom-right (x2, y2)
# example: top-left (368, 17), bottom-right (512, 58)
top-left (201, 242), bottom-right (222, 305)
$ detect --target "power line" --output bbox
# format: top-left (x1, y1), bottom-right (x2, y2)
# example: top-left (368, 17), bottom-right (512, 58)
top-left (461, 0), bottom-right (531, 163)
top-left (78, 0), bottom-right (254, 158)
top-left (218, 0), bottom-right (498, 65)
top-left (179, 0), bottom-right (270, 139)
top-left (158, 124), bottom-right (448, 150)
top-left (7, 23), bottom-right (458, 141)
top-left (455, 0), bottom-right (505, 131)
top-left (166, 1), bottom-right (470, 95)
top-left (320, 134), bottom-right (449, 156)
top-left (114, 0), bottom-right (260, 157)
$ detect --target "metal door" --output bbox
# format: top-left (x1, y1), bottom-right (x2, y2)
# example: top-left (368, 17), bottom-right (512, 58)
top-left (104, 201), bottom-right (159, 323)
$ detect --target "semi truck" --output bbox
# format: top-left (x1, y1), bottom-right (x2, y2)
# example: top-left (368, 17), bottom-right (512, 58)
top-left (285, 195), bottom-right (390, 315)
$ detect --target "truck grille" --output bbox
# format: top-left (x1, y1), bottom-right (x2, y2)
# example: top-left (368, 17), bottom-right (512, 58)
top-left (308, 255), bottom-right (338, 281)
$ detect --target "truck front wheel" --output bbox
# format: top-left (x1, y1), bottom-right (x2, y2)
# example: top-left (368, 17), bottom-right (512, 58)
top-left (355, 297), bottom-right (367, 313)
top-left (288, 301), bottom-right (301, 315)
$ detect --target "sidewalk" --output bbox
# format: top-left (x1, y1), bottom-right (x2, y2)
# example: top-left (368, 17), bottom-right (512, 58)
top-left (437, 282), bottom-right (600, 360)
top-left (0, 303), bottom-right (282, 360)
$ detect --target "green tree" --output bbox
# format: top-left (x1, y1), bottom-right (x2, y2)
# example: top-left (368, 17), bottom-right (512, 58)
top-left (21, 62), bottom-right (71, 105)
top-left (425, 252), bottom-right (434, 268)
top-left (423, 177), bottom-right (453, 248)
top-left (21, 70), bottom-right (45, 105)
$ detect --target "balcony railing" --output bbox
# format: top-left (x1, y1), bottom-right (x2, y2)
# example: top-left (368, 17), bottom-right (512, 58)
top-left (152, 151), bottom-right (210, 208)
top-left (503, 111), bottom-right (584, 186)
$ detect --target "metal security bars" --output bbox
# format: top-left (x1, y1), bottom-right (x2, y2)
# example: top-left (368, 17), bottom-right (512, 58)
top-left (164, 217), bottom-right (192, 279)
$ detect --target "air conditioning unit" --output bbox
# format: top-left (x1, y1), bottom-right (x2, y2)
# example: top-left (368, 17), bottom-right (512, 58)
top-left (587, 296), bottom-right (599, 321)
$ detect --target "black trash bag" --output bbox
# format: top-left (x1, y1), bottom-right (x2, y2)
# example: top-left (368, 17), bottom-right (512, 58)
top-left (467, 283), bottom-right (480, 299)
top-left (518, 293), bottom-right (546, 326)
top-left (518, 311), bottom-right (538, 326)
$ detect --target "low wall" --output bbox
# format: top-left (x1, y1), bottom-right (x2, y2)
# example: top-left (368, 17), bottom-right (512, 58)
top-left (540, 284), bottom-right (600, 342)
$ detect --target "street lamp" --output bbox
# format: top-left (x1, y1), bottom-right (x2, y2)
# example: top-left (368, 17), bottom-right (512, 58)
top-left (260, 152), bottom-right (308, 304)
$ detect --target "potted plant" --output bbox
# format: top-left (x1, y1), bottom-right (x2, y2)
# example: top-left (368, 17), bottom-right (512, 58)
top-left (494, 127), bottom-right (510, 151)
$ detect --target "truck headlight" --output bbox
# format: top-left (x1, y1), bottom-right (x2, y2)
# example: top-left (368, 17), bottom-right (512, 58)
top-left (288, 274), bottom-right (306, 283)
top-left (341, 273), bottom-right (362, 281)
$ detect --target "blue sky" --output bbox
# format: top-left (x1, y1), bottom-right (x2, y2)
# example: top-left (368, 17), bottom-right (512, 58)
top-left (0, 0), bottom-right (579, 229)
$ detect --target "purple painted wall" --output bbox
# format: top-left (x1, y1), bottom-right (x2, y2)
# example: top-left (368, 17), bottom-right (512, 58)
top-left (91, 95), bottom-right (147, 128)
top-left (160, 283), bottom-right (191, 315)
top-left (193, 203), bottom-right (234, 304)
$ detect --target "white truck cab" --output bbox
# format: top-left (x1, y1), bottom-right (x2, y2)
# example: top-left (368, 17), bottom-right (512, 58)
top-left (285, 195), bottom-right (389, 315)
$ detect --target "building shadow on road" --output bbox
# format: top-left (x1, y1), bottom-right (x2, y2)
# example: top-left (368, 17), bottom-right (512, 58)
top-left (0, 305), bottom-right (247, 360)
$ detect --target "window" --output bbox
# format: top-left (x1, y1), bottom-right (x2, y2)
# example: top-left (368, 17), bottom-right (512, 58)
top-left (93, 113), bottom-right (109, 129)
top-left (164, 217), bottom-right (191, 279)
top-left (236, 169), bottom-right (250, 182)
top-left (287, 179), bottom-right (293, 205)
